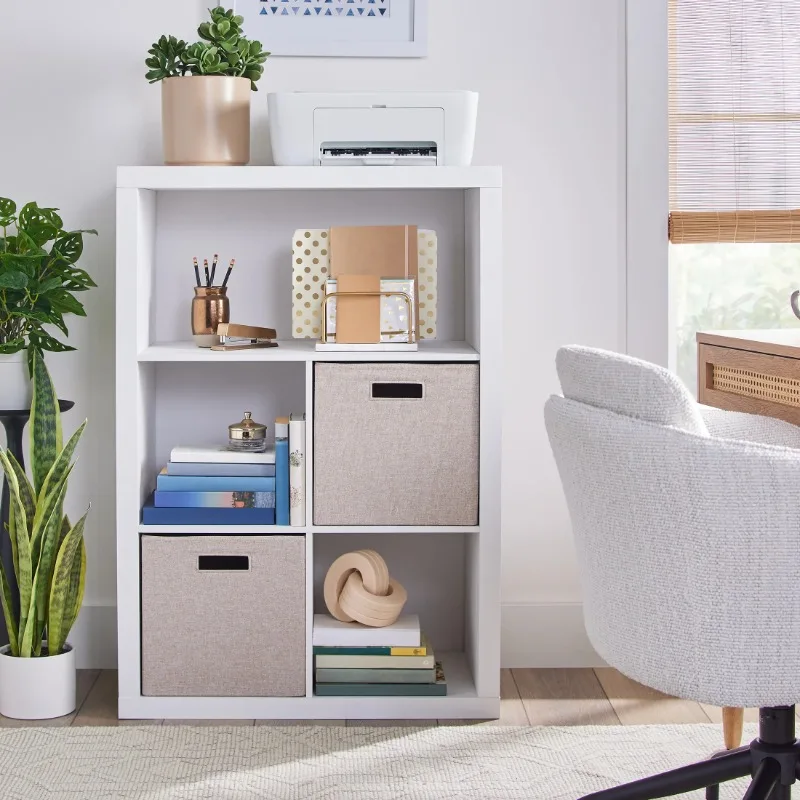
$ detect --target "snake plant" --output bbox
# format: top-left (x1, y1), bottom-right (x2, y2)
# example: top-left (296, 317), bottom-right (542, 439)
top-left (0, 351), bottom-right (88, 658)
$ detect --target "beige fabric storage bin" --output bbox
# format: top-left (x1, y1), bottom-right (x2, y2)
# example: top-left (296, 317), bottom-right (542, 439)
top-left (141, 535), bottom-right (306, 697)
top-left (314, 363), bottom-right (479, 526)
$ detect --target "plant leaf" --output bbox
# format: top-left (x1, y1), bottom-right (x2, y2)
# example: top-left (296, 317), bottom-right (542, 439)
top-left (62, 538), bottom-right (86, 650)
top-left (0, 271), bottom-right (28, 290)
top-left (30, 477), bottom-right (69, 649)
top-left (47, 510), bottom-right (88, 656)
top-left (0, 450), bottom-right (32, 656)
top-left (0, 197), bottom-right (16, 218)
top-left (4, 450), bottom-right (36, 535)
top-left (0, 559), bottom-right (19, 657)
top-left (30, 350), bottom-right (62, 497)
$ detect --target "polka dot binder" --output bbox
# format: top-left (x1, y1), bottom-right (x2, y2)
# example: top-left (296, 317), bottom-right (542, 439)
top-left (292, 228), bottom-right (438, 339)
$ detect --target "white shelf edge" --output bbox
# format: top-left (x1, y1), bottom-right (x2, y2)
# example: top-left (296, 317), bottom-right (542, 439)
top-left (139, 525), bottom-right (304, 535)
top-left (311, 526), bottom-right (480, 534)
top-left (138, 340), bottom-right (479, 363)
top-left (117, 166), bottom-right (502, 191)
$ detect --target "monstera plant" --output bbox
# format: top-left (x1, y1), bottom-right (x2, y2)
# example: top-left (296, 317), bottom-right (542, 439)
top-left (0, 352), bottom-right (88, 720)
top-left (145, 7), bottom-right (269, 166)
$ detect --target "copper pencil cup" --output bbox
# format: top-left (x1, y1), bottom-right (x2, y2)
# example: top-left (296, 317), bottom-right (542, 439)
top-left (192, 286), bottom-right (230, 347)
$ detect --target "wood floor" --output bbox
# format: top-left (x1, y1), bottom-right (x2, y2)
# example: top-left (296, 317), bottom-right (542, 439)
top-left (0, 668), bottom-right (767, 728)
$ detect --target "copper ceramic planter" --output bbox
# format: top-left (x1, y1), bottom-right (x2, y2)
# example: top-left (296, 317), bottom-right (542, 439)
top-left (162, 76), bottom-right (251, 166)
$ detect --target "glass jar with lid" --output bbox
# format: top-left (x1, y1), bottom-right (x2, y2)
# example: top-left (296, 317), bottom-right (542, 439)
top-left (228, 411), bottom-right (268, 452)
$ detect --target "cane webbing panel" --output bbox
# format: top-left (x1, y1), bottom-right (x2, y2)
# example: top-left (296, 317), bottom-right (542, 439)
top-left (712, 364), bottom-right (800, 407)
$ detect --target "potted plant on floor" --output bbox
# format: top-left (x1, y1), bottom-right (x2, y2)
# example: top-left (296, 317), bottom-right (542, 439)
top-left (0, 352), bottom-right (89, 720)
top-left (0, 198), bottom-right (96, 410)
top-left (145, 6), bottom-right (269, 166)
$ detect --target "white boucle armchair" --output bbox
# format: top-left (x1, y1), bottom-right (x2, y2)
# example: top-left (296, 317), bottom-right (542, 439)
top-left (544, 345), bottom-right (800, 800)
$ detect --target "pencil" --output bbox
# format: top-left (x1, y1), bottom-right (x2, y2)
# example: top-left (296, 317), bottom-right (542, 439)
top-left (221, 258), bottom-right (235, 289)
top-left (210, 253), bottom-right (219, 286)
top-left (203, 258), bottom-right (211, 288)
top-left (192, 257), bottom-right (201, 287)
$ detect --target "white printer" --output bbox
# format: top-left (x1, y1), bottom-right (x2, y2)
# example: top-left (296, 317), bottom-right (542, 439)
top-left (267, 91), bottom-right (478, 167)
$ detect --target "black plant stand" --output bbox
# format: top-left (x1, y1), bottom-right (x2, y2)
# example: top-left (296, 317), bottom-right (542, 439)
top-left (0, 401), bottom-right (73, 646)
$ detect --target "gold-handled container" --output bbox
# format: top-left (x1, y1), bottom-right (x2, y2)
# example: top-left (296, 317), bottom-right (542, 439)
top-left (192, 286), bottom-right (230, 348)
top-left (228, 411), bottom-right (268, 452)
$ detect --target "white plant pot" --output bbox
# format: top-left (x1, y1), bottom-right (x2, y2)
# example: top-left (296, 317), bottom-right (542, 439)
top-left (0, 352), bottom-right (32, 411)
top-left (0, 643), bottom-right (76, 720)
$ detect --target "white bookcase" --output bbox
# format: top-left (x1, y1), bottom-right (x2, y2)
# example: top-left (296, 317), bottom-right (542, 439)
top-left (115, 166), bottom-right (502, 720)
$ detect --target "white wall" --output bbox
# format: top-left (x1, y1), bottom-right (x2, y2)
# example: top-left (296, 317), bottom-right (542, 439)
top-left (0, 0), bottom-right (626, 667)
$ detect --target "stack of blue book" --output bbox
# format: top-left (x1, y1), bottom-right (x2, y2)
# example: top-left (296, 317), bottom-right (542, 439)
top-left (141, 446), bottom-right (278, 525)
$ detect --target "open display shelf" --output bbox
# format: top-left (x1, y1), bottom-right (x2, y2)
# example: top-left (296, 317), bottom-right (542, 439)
top-left (116, 166), bottom-right (502, 720)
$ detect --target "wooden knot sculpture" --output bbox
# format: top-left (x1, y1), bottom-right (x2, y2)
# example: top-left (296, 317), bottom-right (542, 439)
top-left (323, 549), bottom-right (408, 628)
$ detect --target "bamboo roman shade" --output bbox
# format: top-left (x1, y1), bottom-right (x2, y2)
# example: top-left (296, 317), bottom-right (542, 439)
top-left (669, 0), bottom-right (800, 243)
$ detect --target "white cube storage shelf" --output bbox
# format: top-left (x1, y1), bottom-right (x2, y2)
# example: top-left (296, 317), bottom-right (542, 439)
top-left (116, 166), bottom-right (502, 720)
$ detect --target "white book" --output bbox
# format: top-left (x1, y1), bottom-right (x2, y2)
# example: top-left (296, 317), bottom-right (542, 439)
top-left (170, 445), bottom-right (276, 465)
top-left (312, 614), bottom-right (421, 648)
top-left (289, 412), bottom-right (306, 527)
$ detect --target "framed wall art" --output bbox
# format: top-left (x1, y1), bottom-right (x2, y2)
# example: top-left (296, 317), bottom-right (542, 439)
top-left (230, 0), bottom-right (428, 58)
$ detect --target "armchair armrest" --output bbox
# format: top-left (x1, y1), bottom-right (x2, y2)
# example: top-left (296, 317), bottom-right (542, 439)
top-left (700, 404), bottom-right (800, 449)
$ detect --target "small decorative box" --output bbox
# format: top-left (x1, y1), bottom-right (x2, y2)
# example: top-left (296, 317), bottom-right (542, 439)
top-left (324, 278), bottom-right (416, 344)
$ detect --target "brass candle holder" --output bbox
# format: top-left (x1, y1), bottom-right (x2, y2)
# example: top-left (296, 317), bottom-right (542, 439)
top-left (192, 286), bottom-right (230, 348)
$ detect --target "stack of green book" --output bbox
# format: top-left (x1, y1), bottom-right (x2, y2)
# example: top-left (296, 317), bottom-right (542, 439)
top-left (312, 616), bottom-right (447, 697)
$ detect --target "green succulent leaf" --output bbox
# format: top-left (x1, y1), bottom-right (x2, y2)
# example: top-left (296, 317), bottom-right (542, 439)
top-left (148, 7), bottom-right (268, 89)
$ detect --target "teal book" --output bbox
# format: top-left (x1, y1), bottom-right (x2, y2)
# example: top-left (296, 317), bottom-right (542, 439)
top-left (153, 491), bottom-right (276, 508)
top-left (315, 667), bottom-right (435, 684)
top-left (315, 663), bottom-right (446, 697)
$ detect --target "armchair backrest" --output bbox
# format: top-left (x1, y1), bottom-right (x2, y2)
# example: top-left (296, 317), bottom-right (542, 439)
top-left (555, 345), bottom-right (708, 434)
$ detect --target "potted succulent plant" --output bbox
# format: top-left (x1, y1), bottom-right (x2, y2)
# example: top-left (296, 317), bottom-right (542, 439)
top-left (146, 7), bottom-right (269, 166)
top-left (0, 198), bottom-right (96, 410)
top-left (0, 352), bottom-right (88, 720)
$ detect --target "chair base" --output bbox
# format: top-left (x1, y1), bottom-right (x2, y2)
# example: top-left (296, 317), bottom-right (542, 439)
top-left (581, 706), bottom-right (800, 800)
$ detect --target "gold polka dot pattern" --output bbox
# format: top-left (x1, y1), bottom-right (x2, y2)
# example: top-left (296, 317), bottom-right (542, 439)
top-left (292, 229), bottom-right (438, 339)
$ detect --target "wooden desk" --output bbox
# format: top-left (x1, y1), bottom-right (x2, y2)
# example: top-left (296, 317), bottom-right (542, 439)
top-left (698, 330), bottom-right (800, 426)
top-left (697, 330), bottom-right (800, 750)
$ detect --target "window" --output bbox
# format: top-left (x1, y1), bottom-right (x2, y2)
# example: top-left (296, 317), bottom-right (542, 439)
top-left (669, 0), bottom-right (800, 391)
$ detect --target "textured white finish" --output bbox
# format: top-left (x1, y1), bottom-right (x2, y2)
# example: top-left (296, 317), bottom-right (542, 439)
top-left (0, 645), bottom-right (75, 720)
top-left (0, 723), bottom-right (758, 799)
top-left (0, 353), bottom-right (31, 410)
top-left (117, 166), bottom-right (501, 190)
top-left (546, 346), bottom-right (800, 707)
top-left (1, 0), bottom-right (626, 667)
top-left (267, 91), bottom-right (478, 166)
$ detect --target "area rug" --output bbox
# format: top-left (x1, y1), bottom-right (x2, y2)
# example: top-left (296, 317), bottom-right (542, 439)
top-left (0, 723), bottom-right (759, 799)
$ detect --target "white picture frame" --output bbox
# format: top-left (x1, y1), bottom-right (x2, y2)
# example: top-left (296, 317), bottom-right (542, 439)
top-left (229, 0), bottom-right (427, 58)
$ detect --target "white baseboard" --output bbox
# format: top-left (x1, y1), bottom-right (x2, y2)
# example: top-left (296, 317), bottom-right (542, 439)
top-left (70, 605), bottom-right (118, 669)
top-left (501, 602), bottom-right (606, 668)
top-left (69, 602), bottom-right (603, 670)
